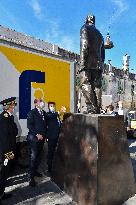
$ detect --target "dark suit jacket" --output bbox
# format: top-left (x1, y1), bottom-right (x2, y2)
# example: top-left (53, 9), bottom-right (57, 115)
top-left (0, 111), bottom-right (18, 162)
top-left (27, 108), bottom-right (47, 139)
top-left (46, 111), bottom-right (60, 140)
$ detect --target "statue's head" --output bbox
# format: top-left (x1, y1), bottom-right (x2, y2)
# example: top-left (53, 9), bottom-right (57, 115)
top-left (86, 14), bottom-right (95, 25)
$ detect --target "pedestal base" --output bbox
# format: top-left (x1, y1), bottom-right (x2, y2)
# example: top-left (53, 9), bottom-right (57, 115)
top-left (52, 114), bottom-right (135, 205)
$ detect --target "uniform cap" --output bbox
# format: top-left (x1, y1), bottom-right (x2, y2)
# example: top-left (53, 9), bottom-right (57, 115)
top-left (0, 97), bottom-right (17, 106)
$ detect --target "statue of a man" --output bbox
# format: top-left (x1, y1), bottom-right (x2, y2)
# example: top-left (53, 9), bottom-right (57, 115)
top-left (80, 14), bottom-right (105, 114)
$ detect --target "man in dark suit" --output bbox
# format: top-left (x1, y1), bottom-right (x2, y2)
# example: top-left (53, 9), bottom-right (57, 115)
top-left (46, 102), bottom-right (66, 174)
top-left (27, 98), bottom-right (47, 186)
top-left (0, 97), bottom-right (18, 200)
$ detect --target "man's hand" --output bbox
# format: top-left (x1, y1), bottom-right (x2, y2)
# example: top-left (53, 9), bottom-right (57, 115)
top-left (36, 134), bottom-right (43, 140)
top-left (60, 106), bottom-right (66, 114)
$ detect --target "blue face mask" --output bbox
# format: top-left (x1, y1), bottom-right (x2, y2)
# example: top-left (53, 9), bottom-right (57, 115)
top-left (49, 106), bottom-right (55, 112)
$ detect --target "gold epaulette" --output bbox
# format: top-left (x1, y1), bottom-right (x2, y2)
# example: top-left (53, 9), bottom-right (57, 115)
top-left (3, 113), bottom-right (9, 118)
top-left (4, 151), bottom-right (14, 160)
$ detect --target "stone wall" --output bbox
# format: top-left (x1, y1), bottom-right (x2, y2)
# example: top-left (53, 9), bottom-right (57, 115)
top-left (77, 64), bottom-right (136, 112)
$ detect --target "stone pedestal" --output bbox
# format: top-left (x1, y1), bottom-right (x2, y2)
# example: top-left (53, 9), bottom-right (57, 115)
top-left (52, 114), bottom-right (135, 205)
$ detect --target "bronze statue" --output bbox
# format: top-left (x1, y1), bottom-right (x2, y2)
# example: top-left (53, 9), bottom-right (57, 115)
top-left (80, 14), bottom-right (105, 113)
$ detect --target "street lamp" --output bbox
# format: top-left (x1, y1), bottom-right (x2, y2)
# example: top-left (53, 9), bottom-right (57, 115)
top-left (104, 33), bottom-right (114, 49)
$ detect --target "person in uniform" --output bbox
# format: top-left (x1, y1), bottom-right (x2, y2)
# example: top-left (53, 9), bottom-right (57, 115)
top-left (27, 98), bottom-right (47, 186)
top-left (46, 102), bottom-right (66, 174)
top-left (0, 97), bottom-right (18, 200)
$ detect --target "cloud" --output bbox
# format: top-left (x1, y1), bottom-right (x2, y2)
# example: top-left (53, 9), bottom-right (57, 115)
top-left (61, 36), bottom-right (76, 51)
top-left (100, 0), bottom-right (129, 34)
top-left (112, 0), bottom-right (128, 13)
top-left (29, 0), bottom-right (42, 19)
top-left (26, 1), bottom-right (78, 51)
top-left (109, 0), bottom-right (128, 26)
top-left (44, 20), bottom-right (78, 52)
top-left (0, 5), bottom-right (23, 32)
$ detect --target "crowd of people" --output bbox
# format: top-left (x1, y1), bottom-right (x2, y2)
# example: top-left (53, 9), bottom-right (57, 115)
top-left (101, 101), bottom-right (124, 116)
top-left (0, 96), bottom-right (124, 201)
top-left (0, 97), bottom-right (66, 200)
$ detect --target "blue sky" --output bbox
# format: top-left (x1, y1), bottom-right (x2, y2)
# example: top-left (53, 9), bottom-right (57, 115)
top-left (0, 0), bottom-right (136, 72)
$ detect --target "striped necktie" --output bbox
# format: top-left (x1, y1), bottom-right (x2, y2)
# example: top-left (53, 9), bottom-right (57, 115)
top-left (40, 110), bottom-right (44, 120)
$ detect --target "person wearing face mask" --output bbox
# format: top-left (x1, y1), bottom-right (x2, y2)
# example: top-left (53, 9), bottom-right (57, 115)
top-left (107, 105), bottom-right (117, 116)
top-left (46, 102), bottom-right (66, 175)
top-left (0, 97), bottom-right (18, 201)
top-left (27, 98), bottom-right (47, 187)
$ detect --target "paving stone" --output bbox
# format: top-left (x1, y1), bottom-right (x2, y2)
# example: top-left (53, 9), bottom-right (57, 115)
top-left (0, 167), bottom-right (74, 205)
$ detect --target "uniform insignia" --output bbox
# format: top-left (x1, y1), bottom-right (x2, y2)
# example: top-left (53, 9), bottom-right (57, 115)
top-left (4, 113), bottom-right (8, 118)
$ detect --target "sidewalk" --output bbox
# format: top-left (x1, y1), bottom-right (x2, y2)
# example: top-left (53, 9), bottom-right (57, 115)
top-left (1, 166), bottom-right (75, 205)
top-left (123, 139), bottom-right (136, 205)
